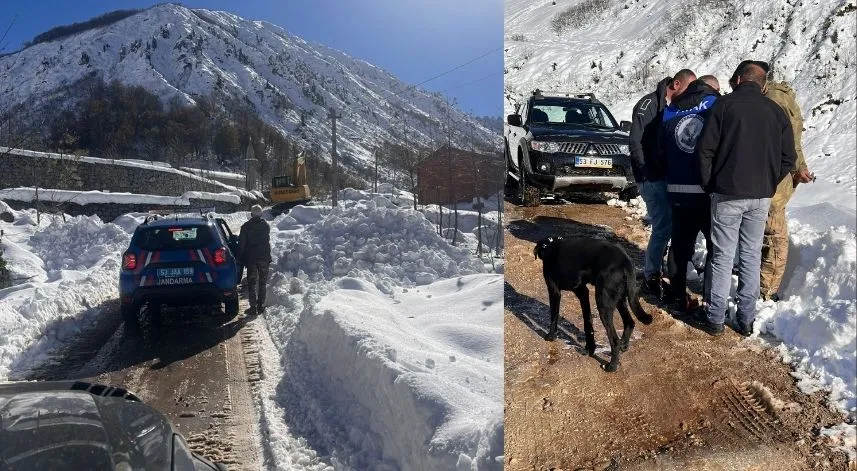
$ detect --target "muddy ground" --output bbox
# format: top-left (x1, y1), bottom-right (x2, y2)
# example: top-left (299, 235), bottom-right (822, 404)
top-left (19, 296), bottom-right (264, 470)
top-left (503, 196), bottom-right (853, 471)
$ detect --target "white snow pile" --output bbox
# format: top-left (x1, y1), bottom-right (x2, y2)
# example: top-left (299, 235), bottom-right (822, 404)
top-left (331, 186), bottom-right (504, 272)
top-left (257, 191), bottom-right (503, 470)
top-left (0, 187), bottom-right (242, 206)
top-left (754, 223), bottom-right (856, 447)
top-left (0, 205), bottom-right (132, 380)
top-left (277, 193), bottom-right (487, 292)
top-left (421, 193), bottom-right (505, 263)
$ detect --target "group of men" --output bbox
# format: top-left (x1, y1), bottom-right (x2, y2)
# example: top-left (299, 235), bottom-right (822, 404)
top-left (629, 60), bottom-right (812, 337)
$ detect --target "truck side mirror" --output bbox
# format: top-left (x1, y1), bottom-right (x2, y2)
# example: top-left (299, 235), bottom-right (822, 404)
top-left (507, 114), bottom-right (522, 127)
top-left (619, 120), bottom-right (632, 132)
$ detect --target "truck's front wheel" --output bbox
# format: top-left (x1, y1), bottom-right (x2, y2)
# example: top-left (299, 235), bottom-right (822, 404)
top-left (520, 168), bottom-right (541, 207)
top-left (619, 184), bottom-right (639, 202)
top-left (504, 143), bottom-right (517, 194)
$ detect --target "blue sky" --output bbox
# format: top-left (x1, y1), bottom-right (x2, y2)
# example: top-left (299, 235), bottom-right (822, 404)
top-left (1, 0), bottom-right (503, 116)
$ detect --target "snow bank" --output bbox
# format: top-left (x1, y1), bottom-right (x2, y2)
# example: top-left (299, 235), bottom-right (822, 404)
top-left (0, 209), bottom-right (131, 379)
top-left (277, 197), bottom-right (485, 293)
top-left (273, 276), bottom-right (502, 470)
top-left (755, 223), bottom-right (856, 419)
top-left (260, 191), bottom-right (502, 469)
top-left (180, 166), bottom-right (246, 181)
top-left (0, 188), bottom-right (241, 205)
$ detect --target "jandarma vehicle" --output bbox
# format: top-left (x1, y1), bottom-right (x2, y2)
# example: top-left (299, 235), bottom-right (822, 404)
top-left (0, 380), bottom-right (227, 470)
top-left (119, 211), bottom-right (240, 332)
top-left (504, 90), bottom-right (638, 206)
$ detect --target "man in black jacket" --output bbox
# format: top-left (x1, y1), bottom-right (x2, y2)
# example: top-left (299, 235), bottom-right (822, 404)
top-left (239, 204), bottom-right (272, 315)
top-left (688, 63), bottom-right (796, 336)
top-left (629, 69), bottom-right (696, 298)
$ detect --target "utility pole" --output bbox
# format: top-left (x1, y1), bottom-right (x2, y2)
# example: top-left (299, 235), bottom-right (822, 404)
top-left (329, 108), bottom-right (341, 207)
top-left (446, 97), bottom-right (458, 245)
top-left (372, 146), bottom-right (378, 194)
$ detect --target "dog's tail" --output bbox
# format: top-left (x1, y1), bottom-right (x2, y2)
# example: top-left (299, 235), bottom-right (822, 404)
top-left (625, 266), bottom-right (653, 325)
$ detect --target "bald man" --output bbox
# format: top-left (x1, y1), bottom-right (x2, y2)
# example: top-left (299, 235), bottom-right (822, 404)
top-left (686, 62), bottom-right (796, 337)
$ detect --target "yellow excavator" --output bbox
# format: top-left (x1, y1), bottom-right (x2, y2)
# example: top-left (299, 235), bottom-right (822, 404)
top-left (269, 153), bottom-right (311, 216)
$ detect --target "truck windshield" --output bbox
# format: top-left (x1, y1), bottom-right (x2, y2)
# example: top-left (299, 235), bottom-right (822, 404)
top-left (529, 100), bottom-right (618, 129)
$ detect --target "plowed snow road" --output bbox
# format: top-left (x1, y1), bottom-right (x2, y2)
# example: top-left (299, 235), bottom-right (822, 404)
top-left (19, 297), bottom-right (264, 470)
top-left (502, 197), bottom-right (851, 471)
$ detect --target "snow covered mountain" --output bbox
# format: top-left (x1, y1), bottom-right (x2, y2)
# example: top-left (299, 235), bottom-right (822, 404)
top-left (504, 0), bottom-right (856, 220)
top-left (0, 4), bottom-right (499, 173)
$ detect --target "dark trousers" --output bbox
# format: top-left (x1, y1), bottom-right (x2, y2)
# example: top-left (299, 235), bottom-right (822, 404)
top-left (667, 194), bottom-right (712, 300)
top-left (245, 261), bottom-right (269, 307)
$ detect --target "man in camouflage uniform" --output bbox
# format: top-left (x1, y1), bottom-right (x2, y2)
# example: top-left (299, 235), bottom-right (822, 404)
top-left (759, 79), bottom-right (814, 300)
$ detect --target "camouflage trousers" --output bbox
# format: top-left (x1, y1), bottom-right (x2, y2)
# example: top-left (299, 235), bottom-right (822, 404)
top-left (245, 261), bottom-right (269, 308)
top-left (760, 204), bottom-right (789, 298)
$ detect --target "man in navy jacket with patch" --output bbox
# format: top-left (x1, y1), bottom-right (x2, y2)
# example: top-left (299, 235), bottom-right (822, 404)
top-left (658, 75), bottom-right (721, 313)
top-left (629, 69), bottom-right (696, 298)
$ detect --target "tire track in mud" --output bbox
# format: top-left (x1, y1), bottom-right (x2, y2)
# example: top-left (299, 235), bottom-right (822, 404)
top-left (19, 298), bottom-right (264, 470)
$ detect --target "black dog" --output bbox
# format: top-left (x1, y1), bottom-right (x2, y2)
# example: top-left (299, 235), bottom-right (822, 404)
top-left (534, 236), bottom-right (653, 372)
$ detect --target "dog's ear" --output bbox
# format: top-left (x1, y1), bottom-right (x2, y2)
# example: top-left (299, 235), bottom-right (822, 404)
top-left (534, 237), bottom-right (553, 260)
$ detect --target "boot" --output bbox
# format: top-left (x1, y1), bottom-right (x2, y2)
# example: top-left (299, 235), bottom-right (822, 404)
top-left (642, 274), bottom-right (663, 300)
top-left (671, 293), bottom-right (700, 315)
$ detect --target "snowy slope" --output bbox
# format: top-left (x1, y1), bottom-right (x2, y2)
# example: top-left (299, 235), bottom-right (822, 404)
top-left (0, 4), bottom-right (499, 172)
top-left (504, 0), bottom-right (856, 215)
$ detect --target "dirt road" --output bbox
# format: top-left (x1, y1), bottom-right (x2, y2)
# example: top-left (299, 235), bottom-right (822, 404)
top-left (503, 197), bottom-right (851, 470)
top-left (19, 298), bottom-right (264, 470)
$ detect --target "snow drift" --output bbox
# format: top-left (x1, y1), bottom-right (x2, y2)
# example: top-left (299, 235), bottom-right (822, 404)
top-left (260, 191), bottom-right (503, 470)
top-left (0, 206), bottom-right (131, 380)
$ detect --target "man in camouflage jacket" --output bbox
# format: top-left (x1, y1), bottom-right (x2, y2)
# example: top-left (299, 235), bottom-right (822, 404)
top-left (761, 80), bottom-right (814, 300)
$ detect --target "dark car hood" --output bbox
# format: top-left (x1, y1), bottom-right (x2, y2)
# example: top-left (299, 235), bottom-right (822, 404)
top-left (528, 124), bottom-right (628, 142)
top-left (0, 389), bottom-right (174, 469)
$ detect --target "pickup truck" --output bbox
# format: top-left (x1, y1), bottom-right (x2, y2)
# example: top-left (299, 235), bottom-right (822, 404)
top-left (504, 90), bottom-right (638, 206)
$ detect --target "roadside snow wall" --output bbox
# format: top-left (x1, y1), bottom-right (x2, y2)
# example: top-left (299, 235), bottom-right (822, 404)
top-left (263, 193), bottom-right (502, 470)
top-left (0, 207), bottom-right (131, 379)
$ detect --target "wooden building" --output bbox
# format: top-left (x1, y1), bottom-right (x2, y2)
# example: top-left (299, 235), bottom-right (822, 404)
top-left (416, 146), bottom-right (503, 205)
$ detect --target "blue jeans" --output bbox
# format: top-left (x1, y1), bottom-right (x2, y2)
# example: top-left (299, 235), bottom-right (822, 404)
top-left (704, 193), bottom-right (771, 325)
top-left (638, 181), bottom-right (672, 278)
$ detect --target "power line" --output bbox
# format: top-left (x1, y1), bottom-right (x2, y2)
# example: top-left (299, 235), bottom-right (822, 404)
top-left (439, 72), bottom-right (497, 93)
top-left (380, 47), bottom-right (501, 103)
top-left (413, 48), bottom-right (501, 88)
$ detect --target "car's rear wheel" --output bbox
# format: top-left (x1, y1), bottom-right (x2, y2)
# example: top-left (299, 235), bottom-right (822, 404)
top-left (121, 304), bottom-right (141, 335)
top-left (224, 296), bottom-right (239, 318)
top-left (148, 302), bottom-right (162, 329)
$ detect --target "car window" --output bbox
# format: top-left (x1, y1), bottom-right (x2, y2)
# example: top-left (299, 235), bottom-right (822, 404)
top-left (530, 99), bottom-right (618, 128)
top-left (135, 226), bottom-right (213, 250)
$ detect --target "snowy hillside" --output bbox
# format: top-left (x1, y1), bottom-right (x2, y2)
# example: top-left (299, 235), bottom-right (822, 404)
top-left (0, 4), bottom-right (499, 171)
top-left (504, 0), bottom-right (856, 218)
